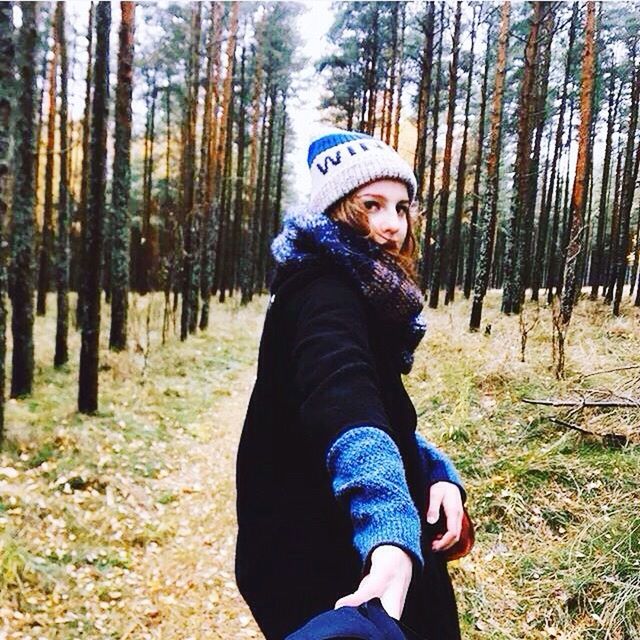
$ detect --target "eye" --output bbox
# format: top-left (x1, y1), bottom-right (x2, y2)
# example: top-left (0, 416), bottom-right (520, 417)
top-left (363, 200), bottom-right (380, 211)
top-left (397, 204), bottom-right (409, 216)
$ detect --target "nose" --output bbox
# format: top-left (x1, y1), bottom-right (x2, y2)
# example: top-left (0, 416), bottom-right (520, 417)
top-left (380, 206), bottom-right (401, 235)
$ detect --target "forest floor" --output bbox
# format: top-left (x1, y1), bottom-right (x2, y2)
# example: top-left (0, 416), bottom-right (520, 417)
top-left (0, 290), bottom-right (638, 640)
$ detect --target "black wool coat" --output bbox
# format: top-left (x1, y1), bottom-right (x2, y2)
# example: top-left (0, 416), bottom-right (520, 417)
top-left (235, 263), bottom-right (460, 640)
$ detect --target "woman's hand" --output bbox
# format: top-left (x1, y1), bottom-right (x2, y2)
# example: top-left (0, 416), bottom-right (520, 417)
top-left (334, 544), bottom-right (413, 620)
top-left (427, 481), bottom-right (463, 552)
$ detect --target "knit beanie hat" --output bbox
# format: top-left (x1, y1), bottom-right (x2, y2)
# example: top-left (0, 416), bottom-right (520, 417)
top-left (307, 127), bottom-right (418, 215)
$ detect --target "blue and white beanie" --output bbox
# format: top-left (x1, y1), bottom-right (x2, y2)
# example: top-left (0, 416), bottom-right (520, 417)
top-left (307, 128), bottom-right (418, 215)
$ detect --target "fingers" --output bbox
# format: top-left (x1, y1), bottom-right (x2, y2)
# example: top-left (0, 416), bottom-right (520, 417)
top-left (426, 483), bottom-right (444, 524)
top-left (429, 483), bottom-right (463, 552)
top-left (335, 574), bottom-right (378, 611)
top-left (334, 546), bottom-right (412, 620)
top-left (335, 583), bottom-right (403, 620)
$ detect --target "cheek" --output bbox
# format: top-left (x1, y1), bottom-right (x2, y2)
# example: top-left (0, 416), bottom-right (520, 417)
top-left (400, 217), bottom-right (409, 240)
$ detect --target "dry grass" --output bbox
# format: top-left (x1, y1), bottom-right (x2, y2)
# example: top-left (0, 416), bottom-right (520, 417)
top-left (0, 289), bottom-right (638, 639)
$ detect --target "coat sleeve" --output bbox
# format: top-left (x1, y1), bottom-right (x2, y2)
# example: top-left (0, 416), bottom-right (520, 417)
top-left (415, 432), bottom-right (466, 503)
top-left (327, 426), bottom-right (424, 571)
top-left (289, 275), bottom-right (394, 459)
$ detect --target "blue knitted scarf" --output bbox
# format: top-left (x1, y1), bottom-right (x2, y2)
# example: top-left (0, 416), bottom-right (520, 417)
top-left (271, 208), bottom-right (426, 373)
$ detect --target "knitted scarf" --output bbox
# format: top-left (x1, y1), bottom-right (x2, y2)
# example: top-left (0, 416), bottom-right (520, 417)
top-left (271, 208), bottom-right (426, 374)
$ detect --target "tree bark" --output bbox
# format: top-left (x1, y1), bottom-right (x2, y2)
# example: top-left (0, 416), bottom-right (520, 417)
top-left (429, 0), bottom-right (461, 309)
top-left (560, 1), bottom-right (596, 326)
top-left (419, 3), bottom-right (444, 293)
top-left (470, 1), bottom-right (510, 331)
top-left (0, 1), bottom-right (14, 436)
top-left (519, 4), bottom-right (554, 302)
top-left (501, 1), bottom-right (542, 314)
top-left (392, 3), bottom-right (406, 151)
top-left (37, 20), bottom-right (58, 317)
top-left (446, 6), bottom-right (477, 305)
top-left (532, 3), bottom-right (577, 303)
top-left (612, 54), bottom-right (640, 316)
top-left (109, 0), bottom-right (135, 351)
top-left (75, 2), bottom-right (93, 329)
top-left (54, 1), bottom-right (69, 367)
top-left (78, 0), bottom-right (110, 413)
top-left (413, 3), bottom-right (435, 205)
top-left (10, 2), bottom-right (38, 398)
top-left (180, 3), bottom-right (202, 340)
top-left (464, 20), bottom-right (491, 300)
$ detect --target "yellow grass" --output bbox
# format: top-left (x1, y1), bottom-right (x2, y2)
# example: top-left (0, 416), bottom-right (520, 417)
top-left (0, 289), bottom-right (638, 639)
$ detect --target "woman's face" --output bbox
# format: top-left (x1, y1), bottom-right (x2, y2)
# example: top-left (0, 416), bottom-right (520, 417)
top-left (354, 179), bottom-right (410, 251)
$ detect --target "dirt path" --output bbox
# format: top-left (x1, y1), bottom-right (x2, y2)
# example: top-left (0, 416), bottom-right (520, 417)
top-left (128, 356), bottom-right (264, 640)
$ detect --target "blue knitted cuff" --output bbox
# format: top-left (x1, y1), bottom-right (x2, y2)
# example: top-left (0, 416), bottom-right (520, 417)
top-left (415, 431), bottom-right (466, 502)
top-left (326, 426), bottom-right (424, 570)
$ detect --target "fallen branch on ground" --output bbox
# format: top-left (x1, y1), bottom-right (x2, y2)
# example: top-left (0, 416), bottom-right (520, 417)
top-left (548, 417), bottom-right (629, 444)
top-left (523, 397), bottom-right (640, 408)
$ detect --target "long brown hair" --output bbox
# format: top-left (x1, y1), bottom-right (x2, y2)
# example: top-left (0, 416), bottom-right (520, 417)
top-left (326, 186), bottom-right (419, 282)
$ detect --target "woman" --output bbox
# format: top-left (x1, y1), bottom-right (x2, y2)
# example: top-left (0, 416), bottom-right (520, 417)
top-left (236, 128), bottom-right (464, 640)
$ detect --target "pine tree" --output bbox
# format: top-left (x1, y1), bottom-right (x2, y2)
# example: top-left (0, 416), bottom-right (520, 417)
top-left (470, 2), bottom-right (510, 331)
top-left (54, 1), bottom-right (69, 367)
top-left (446, 6), bottom-right (478, 305)
top-left (180, 2), bottom-right (202, 340)
top-left (463, 18), bottom-right (492, 299)
top-left (419, 3), bottom-right (445, 292)
top-left (560, 1), bottom-right (597, 325)
top-left (78, 0), bottom-right (110, 413)
top-left (75, 2), bottom-right (94, 328)
top-left (0, 1), bottom-right (14, 438)
top-left (36, 17), bottom-right (58, 317)
top-left (429, 1), bottom-right (462, 309)
top-left (612, 52), bottom-right (640, 316)
top-left (10, 2), bottom-right (38, 398)
top-left (413, 2), bottom-right (435, 204)
top-left (501, 2), bottom-right (543, 314)
top-left (109, 1), bottom-right (135, 351)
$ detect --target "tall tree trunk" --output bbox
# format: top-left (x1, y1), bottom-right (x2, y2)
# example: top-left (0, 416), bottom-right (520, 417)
top-left (140, 76), bottom-right (157, 295)
top-left (532, 3), bottom-right (577, 303)
top-left (501, 1), bottom-right (542, 314)
top-left (37, 22), bottom-right (58, 317)
top-left (429, 0), bottom-right (461, 309)
top-left (256, 85), bottom-right (277, 294)
top-left (612, 54), bottom-right (640, 316)
top-left (180, 3), bottom-right (202, 340)
top-left (213, 1), bottom-right (239, 302)
top-left (78, 0), bottom-right (110, 413)
top-left (0, 1), bottom-right (14, 437)
top-left (10, 2), bottom-right (38, 398)
top-left (249, 84), bottom-right (269, 298)
top-left (232, 44), bottom-right (248, 297)
top-left (413, 3), bottom-right (435, 205)
top-left (446, 6), bottom-right (477, 305)
top-left (365, 4), bottom-right (379, 135)
top-left (240, 15), bottom-right (264, 305)
top-left (33, 45), bottom-right (48, 235)
top-left (75, 2), bottom-right (93, 329)
top-left (54, 1), bottom-right (69, 367)
top-left (199, 1), bottom-right (223, 328)
top-left (470, 2), bottom-right (510, 331)
top-left (383, 2), bottom-right (399, 145)
top-left (109, 0), bottom-right (135, 351)
top-left (464, 21), bottom-right (491, 299)
top-left (392, 3), bottom-right (406, 151)
top-left (519, 4), bottom-right (554, 302)
top-left (419, 3), bottom-right (444, 293)
top-left (604, 145), bottom-right (624, 304)
top-left (560, 1), bottom-right (596, 326)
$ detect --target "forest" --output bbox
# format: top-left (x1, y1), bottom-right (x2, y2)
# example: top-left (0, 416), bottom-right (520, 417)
top-left (0, 1), bottom-right (639, 639)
